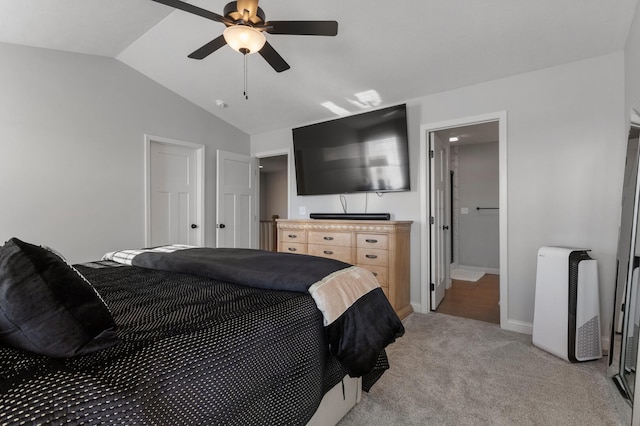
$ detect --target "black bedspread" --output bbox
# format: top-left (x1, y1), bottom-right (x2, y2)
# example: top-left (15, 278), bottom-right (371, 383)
top-left (125, 248), bottom-right (405, 377)
top-left (133, 247), bottom-right (352, 293)
top-left (0, 263), bottom-right (355, 425)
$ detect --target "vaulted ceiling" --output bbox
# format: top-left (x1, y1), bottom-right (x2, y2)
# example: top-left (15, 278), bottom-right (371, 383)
top-left (0, 0), bottom-right (637, 135)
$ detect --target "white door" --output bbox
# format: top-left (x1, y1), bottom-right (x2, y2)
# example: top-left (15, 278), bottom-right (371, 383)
top-left (430, 132), bottom-right (449, 309)
top-left (149, 141), bottom-right (203, 246)
top-left (216, 150), bottom-right (259, 248)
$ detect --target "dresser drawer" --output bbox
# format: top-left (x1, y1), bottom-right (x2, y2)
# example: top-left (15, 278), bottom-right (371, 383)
top-left (308, 231), bottom-right (352, 247)
top-left (276, 218), bottom-right (413, 320)
top-left (281, 242), bottom-right (306, 254)
top-left (356, 234), bottom-right (388, 250)
top-left (360, 264), bottom-right (388, 286)
top-left (308, 244), bottom-right (353, 263)
top-left (356, 248), bottom-right (388, 267)
top-left (281, 230), bottom-right (306, 243)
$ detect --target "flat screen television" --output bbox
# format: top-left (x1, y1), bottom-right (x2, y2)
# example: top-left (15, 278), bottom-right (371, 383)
top-left (292, 104), bottom-right (410, 196)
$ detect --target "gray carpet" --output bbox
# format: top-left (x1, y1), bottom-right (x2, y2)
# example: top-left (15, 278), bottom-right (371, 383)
top-left (339, 312), bottom-right (626, 425)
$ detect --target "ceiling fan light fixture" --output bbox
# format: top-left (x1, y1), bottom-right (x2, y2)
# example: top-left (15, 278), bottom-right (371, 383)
top-left (223, 25), bottom-right (266, 54)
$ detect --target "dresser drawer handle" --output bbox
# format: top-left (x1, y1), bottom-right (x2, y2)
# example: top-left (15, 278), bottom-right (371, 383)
top-left (365, 239), bottom-right (378, 244)
top-left (372, 272), bottom-right (378, 277)
top-left (323, 236), bottom-right (334, 241)
top-left (288, 247), bottom-right (297, 252)
top-left (323, 250), bottom-right (334, 255)
top-left (288, 234), bottom-right (297, 238)
top-left (365, 254), bottom-right (378, 259)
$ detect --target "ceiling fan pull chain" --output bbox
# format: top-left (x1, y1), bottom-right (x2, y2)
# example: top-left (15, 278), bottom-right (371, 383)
top-left (244, 52), bottom-right (249, 100)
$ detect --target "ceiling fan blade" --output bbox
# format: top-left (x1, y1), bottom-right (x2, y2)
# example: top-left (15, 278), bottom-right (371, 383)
top-left (151, 0), bottom-right (228, 24)
top-left (264, 21), bottom-right (338, 36)
top-left (259, 41), bottom-right (290, 73)
top-left (188, 35), bottom-right (227, 60)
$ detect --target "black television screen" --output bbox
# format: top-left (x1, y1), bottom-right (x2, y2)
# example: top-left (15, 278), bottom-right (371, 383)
top-left (292, 104), bottom-right (410, 196)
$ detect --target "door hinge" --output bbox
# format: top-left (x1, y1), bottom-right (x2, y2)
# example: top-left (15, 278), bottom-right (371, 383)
top-left (430, 216), bottom-right (434, 225)
top-left (429, 150), bottom-right (434, 159)
top-left (430, 283), bottom-right (435, 291)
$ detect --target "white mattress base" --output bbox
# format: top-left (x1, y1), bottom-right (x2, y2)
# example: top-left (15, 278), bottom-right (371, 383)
top-left (306, 375), bottom-right (362, 426)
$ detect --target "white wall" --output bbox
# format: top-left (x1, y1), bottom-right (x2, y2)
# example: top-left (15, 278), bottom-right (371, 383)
top-left (0, 42), bottom-right (250, 263)
top-left (252, 52), bottom-right (626, 335)
top-left (627, 0), bottom-right (640, 116)
top-left (457, 142), bottom-right (499, 271)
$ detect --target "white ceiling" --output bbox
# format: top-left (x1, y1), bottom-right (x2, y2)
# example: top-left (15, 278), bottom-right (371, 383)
top-left (0, 0), bottom-right (637, 135)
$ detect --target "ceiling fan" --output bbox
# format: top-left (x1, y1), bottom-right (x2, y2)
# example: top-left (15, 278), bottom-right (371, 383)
top-left (151, 0), bottom-right (338, 73)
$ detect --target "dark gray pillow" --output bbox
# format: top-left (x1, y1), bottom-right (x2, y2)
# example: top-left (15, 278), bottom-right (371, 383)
top-left (0, 238), bottom-right (118, 357)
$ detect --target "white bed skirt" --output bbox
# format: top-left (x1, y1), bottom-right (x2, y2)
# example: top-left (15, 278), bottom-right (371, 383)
top-left (306, 375), bottom-right (362, 426)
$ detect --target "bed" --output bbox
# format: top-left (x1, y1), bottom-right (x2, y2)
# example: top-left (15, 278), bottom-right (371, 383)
top-left (0, 239), bottom-right (404, 425)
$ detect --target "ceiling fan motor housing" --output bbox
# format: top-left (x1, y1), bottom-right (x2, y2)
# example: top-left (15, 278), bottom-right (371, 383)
top-left (223, 1), bottom-right (265, 26)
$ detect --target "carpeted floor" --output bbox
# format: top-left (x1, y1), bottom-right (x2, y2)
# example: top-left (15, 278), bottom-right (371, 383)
top-left (339, 312), bottom-right (626, 425)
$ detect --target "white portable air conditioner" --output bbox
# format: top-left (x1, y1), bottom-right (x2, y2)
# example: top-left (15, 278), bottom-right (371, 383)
top-left (532, 247), bottom-right (602, 362)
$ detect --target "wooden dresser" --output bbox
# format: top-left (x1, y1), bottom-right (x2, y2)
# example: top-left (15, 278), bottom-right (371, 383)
top-left (277, 219), bottom-right (413, 319)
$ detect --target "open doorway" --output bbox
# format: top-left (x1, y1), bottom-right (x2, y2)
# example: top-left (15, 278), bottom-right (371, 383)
top-left (258, 154), bottom-right (288, 251)
top-left (421, 112), bottom-right (507, 329)
top-left (435, 122), bottom-right (500, 324)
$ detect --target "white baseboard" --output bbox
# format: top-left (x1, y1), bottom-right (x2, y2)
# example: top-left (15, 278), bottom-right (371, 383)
top-left (503, 318), bottom-right (533, 335)
top-left (455, 264), bottom-right (500, 275)
top-left (411, 302), bottom-right (425, 314)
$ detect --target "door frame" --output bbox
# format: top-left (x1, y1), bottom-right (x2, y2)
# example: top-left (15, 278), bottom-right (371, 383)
top-left (419, 111), bottom-right (511, 331)
top-left (144, 134), bottom-right (205, 247)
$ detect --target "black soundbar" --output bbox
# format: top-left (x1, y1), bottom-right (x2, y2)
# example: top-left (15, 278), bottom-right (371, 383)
top-left (309, 213), bottom-right (391, 220)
